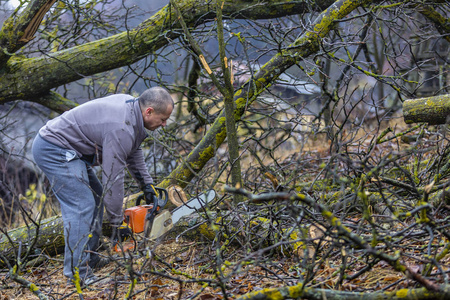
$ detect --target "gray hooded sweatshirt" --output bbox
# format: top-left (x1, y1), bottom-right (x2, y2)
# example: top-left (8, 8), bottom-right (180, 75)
top-left (39, 94), bottom-right (153, 224)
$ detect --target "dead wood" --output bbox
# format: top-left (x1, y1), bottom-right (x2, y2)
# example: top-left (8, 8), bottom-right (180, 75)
top-left (0, 216), bottom-right (114, 267)
top-left (235, 283), bottom-right (450, 300)
top-left (403, 94), bottom-right (450, 125)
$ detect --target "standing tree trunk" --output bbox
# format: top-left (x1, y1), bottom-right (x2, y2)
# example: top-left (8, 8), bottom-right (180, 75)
top-left (216, 1), bottom-right (243, 202)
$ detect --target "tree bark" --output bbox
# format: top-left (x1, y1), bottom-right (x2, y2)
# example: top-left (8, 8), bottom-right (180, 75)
top-left (403, 94), bottom-right (450, 125)
top-left (0, 216), bottom-right (65, 266)
top-left (216, 1), bottom-right (243, 202)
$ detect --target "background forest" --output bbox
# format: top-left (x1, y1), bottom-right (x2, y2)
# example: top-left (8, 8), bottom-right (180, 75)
top-left (0, 0), bottom-right (449, 299)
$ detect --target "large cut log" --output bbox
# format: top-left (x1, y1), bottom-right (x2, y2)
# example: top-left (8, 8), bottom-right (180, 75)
top-left (0, 216), bottom-right (65, 266)
top-left (403, 94), bottom-right (450, 125)
top-left (0, 216), bottom-right (115, 267)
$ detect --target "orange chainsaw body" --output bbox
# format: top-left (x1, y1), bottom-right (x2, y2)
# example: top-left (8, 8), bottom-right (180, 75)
top-left (124, 205), bottom-right (153, 234)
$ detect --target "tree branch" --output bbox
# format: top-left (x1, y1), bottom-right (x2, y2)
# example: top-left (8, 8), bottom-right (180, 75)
top-left (160, 0), bottom-right (371, 188)
top-left (418, 5), bottom-right (450, 43)
top-left (0, 0), bottom-right (336, 105)
top-left (0, 0), bottom-right (57, 66)
top-left (235, 283), bottom-right (450, 300)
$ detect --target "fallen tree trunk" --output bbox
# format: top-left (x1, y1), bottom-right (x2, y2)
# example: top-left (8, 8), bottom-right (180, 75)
top-left (0, 216), bottom-right (114, 267)
top-left (0, 216), bottom-right (64, 267)
top-left (236, 283), bottom-right (450, 300)
top-left (403, 94), bottom-right (450, 125)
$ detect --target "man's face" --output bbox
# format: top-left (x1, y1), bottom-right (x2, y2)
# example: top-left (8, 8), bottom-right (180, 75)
top-left (142, 105), bottom-right (173, 131)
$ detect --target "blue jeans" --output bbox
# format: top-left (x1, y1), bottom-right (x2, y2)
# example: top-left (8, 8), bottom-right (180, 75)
top-left (32, 134), bottom-right (103, 281)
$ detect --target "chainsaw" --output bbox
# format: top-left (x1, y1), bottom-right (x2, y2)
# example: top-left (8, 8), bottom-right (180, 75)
top-left (115, 187), bottom-right (216, 252)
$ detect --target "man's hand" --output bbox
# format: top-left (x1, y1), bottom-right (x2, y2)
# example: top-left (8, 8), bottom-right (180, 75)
top-left (143, 184), bottom-right (158, 203)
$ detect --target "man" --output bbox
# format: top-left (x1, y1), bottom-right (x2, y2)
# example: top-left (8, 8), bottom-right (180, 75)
top-left (32, 87), bottom-right (174, 285)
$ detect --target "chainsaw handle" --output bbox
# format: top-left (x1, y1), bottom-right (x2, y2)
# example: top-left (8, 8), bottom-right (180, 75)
top-left (135, 188), bottom-right (168, 238)
top-left (135, 187), bottom-right (168, 209)
top-left (155, 187), bottom-right (169, 208)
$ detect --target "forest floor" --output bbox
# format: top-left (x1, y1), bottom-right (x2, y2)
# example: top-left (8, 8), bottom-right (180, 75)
top-left (2, 113), bottom-right (449, 299)
top-left (3, 231), bottom-right (448, 300)
top-left (2, 234), bottom-right (440, 300)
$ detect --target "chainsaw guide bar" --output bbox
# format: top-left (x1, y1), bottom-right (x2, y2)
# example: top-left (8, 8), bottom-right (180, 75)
top-left (148, 189), bottom-right (216, 239)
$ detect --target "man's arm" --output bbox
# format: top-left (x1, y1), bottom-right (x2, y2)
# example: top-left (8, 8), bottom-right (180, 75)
top-left (101, 131), bottom-right (133, 225)
top-left (127, 147), bottom-right (153, 188)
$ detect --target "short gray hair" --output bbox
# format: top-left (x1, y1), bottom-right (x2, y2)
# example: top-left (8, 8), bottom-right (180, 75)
top-left (139, 87), bottom-right (174, 113)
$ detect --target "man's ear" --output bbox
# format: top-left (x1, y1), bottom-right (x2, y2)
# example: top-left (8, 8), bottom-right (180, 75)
top-left (145, 107), bottom-right (154, 115)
